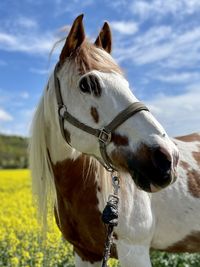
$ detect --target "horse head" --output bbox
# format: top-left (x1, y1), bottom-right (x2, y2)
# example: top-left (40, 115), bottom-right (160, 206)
top-left (46, 14), bottom-right (179, 193)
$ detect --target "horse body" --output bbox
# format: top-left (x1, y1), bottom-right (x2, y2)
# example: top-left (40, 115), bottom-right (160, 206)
top-left (29, 15), bottom-right (199, 267)
top-left (51, 133), bottom-right (200, 266)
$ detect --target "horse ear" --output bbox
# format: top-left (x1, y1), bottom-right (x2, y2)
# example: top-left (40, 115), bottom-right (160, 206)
top-left (94, 22), bottom-right (112, 54)
top-left (59, 14), bottom-right (85, 62)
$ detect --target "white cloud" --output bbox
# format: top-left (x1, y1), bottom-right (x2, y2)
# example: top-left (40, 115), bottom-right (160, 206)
top-left (16, 16), bottom-right (38, 29)
top-left (131, 1), bottom-right (152, 19)
top-left (134, 43), bottom-right (173, 65)
top-left (30, 67), bottom-right (50, 75)
top-left (54, 0), bottom-right (94, 16)
top-left (0, 33), bottom-right (16, 45)
top-left (163, 27), bottom-right (200, 69)
top-left (131, 0), bottom-right (200, 20)
top-left (114, 25), bottom-right (172, 63)
top-left (146, 85), bottom-right (200, 136)
top-left (155, 72), bottom-right (200, 84)
top-left (0, 109), bottom-right (13, 122)
top-left (111, 21), bottom-right (138, 35)
top-left (107, 0), bottom-right (128, 9)
top-left (108, 1), bottom-right (200, 70)
top-left (0, 107), bottom-right (35, 136)
top-left (0, 31), bottom-right (57, 55)
top-left (0, 14), bottom-right (62, 55)
top-left (114, 25), bottom-right (200, 68)
top-left (20, 92), bottom-right (29, 99)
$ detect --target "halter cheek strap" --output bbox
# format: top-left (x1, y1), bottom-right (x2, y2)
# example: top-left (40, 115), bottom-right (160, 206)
top-left (54, 63), bottom-right (149, 171)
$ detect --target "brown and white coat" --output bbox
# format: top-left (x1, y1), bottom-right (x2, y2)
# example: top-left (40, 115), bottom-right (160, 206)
top-left (29, 15), bottom-right (200, 267)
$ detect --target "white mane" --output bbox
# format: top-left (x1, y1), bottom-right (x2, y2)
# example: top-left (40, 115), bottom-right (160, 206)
top-left (29, 92), bottom-right (57, 227)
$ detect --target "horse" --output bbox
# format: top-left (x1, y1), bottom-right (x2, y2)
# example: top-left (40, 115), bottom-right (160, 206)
top-left (29, 14), bottom-right (200, 267)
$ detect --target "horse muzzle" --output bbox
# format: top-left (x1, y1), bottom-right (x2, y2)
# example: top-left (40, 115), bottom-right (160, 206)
top-left (111, 144), bottom-right (178, 193)
top-left (129, 166), bottom-right (177, 193)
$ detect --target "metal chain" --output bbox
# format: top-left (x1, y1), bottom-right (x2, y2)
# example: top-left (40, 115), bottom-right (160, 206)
top-left (101, 173), bottom-right (120, 267)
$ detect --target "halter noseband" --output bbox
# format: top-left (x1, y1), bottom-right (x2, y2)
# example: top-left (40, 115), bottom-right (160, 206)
top-left (54, 63), bottom-right (149, 171)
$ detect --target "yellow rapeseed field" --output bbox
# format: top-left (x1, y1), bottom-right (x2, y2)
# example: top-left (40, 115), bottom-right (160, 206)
top-left (0, 169), bottom-right (118, 267)
top-left (1, 169), bottom-right (200, 267)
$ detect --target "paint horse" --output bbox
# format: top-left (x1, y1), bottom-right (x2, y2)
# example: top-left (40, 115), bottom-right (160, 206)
top-left (29, 15), bottom-right (200, 267)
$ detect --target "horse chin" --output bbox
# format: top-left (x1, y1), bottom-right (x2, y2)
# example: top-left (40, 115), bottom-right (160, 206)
top-left (130, 171), bottom-right (152, 193)
top-left (130, 171), bottom-right (170, 193)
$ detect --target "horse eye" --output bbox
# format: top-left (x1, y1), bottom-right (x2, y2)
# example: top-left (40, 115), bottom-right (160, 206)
top-left (79, 77), bottom-right (91, 94)
top-left (79, 75), bottom-right (101, 97)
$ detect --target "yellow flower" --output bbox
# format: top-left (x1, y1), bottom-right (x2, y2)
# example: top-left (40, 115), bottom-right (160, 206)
top-left (22, 250), bottom-right (30, 259)
top-left (10, 256), bottom-right (19, 266)
top-left (35, 252), bottom-right (44, 263)
top-left (0, 169), bottom-right (118, 267)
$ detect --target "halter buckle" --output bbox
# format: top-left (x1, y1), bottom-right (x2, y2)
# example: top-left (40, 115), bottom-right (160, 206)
top-left (99, 129), bottom-right (112, 145)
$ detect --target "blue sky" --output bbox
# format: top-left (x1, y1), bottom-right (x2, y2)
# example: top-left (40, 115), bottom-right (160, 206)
top-left (0, 0), bottom-right (200, 137)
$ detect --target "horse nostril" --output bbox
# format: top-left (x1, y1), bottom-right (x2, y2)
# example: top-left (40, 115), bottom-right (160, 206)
top-left (152, 147), bottom-right (171, 174)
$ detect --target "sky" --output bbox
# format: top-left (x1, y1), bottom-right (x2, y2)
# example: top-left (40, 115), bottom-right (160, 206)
top-left (0, 0), bottom-right (200, 137)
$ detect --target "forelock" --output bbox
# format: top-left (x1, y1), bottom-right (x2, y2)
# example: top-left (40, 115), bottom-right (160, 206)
top-left (72, 41), bottom-right (123, 75)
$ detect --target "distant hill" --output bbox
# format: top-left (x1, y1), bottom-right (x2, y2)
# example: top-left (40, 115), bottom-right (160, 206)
top-left (0, 134), bottom-right (28, 169)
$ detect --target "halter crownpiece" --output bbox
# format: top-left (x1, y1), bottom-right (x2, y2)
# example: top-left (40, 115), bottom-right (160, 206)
top-left (54, 62), bottom-right (149, 171)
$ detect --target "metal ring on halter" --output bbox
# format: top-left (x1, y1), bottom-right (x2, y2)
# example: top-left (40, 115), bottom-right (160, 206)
top-left (112, 175), bottom-right (120, 187)
top-left (58, 104), bottom-right (68, 118)
top-left (98, 129), bottom-right (112, 145)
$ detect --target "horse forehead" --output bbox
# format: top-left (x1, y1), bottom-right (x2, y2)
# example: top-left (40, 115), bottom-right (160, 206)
top-left (95, 71), bottom-right (136, 102)
top-left (90, 70), bottom-right (129, 87)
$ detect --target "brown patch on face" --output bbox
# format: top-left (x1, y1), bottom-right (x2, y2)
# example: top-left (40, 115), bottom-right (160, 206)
top-left (112, 133), bottom-right (129, 147)
top-left (110, 141), bottom-right (148, 173)
top-left (52, 155), bottom-right (117, 263)
top-left (111, 145), bottom-right (148, 176)
top-left (164, 231), bottom-right (200, 253)
top-left (90, 107), bottom-right (99, 123)
top-left (187, 169), bottom-right (200, 198)
top-left (193, 151), bottom-right (200, 165)
top-left (111, 149), bottom-right (129, 172)
top-left (74, 41), bottom-right (123, 75)
top-left (176, 133), bottom-right (200, 142)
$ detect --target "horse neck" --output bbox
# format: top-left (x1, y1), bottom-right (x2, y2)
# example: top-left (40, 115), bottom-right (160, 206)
top-left (47, 126), bottom-right (80, 164)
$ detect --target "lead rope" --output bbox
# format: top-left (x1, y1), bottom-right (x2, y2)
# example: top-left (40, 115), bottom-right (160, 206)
top-left (101, 172), bottom-right (120, 267)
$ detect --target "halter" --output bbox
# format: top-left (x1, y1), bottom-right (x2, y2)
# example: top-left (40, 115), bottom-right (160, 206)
top-left (54, 62), bottom-right (149, 171)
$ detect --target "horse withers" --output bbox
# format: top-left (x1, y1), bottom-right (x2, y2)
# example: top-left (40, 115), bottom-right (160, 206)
top-left (28, 15), bottom-right (194, 267)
